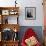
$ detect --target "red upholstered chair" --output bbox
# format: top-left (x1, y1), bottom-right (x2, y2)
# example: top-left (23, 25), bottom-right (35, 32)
top-left (21, 28), bottom-right (41, 46)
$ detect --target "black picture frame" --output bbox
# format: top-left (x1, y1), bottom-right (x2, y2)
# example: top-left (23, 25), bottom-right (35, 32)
top-left (25, 7), bottom-right (36, 20)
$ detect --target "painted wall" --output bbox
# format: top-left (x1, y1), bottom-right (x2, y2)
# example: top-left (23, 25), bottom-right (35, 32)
top-left (18, 0), bottom-right (43, 26)
top-left (0, 0), bottom-right (43, 26)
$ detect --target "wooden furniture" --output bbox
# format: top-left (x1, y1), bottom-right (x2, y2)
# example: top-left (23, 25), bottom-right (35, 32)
top-left (0, 7), bottom-right (19, 24)
top-left (2, 41), bottom-right (19, 46)
top-left (0, 7), bottom-right (20, 46)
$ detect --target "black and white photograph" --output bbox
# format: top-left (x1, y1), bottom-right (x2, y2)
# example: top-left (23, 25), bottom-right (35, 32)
top-left (25, 7), bottom-right (36, 20)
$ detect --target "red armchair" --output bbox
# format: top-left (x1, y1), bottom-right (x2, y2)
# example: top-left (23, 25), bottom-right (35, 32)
top-left (21, 28), bottom-right (41, 46)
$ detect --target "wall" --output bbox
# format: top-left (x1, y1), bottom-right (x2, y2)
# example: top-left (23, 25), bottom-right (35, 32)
top-left (18, 0), bottom-right (43, 26)
top-left (0, 0), bottom-right (43, 26)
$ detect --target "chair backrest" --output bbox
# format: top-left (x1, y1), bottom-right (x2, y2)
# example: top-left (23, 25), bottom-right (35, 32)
top-left (23, 28), bottom-right (36, 41)
top-left (21, 28), bottom-right (37, 46)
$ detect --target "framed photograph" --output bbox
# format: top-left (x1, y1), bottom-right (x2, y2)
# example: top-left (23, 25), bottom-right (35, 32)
top-left (2, 10), bottom-right (9, 15)
top-left (25, 7), bottom-right (36, 20)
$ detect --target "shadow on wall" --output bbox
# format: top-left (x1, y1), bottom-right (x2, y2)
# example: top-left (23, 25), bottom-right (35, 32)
top-left (18, 26), bottom-right (44, 44)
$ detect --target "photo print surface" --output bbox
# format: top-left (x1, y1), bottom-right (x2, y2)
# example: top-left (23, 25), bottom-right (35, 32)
top-left (25, 7), bottom-right (36, 20)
